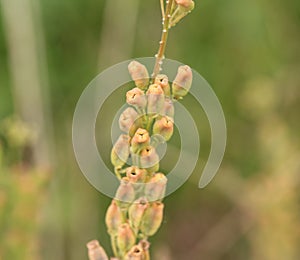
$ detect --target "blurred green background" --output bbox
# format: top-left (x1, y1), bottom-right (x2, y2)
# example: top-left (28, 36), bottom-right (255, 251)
top-left (1, 0), bottom-right (300, 259)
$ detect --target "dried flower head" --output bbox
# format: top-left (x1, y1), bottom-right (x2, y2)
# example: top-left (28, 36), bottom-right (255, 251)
top-left (115, 178), bottom-right (135, 206)
top-left (126, 166), bottom-right (148, 183)
top-left (128, 197), bottom-right (149, 230)
top-left (140, 146), bottom-right (160, 173)
top-left (153, 116), bottom-right (174, 141)
top-left (175, 0), bottom-right (195, 11)
top-left (131, 128), bottom-right (150, 153)
top-left (162, 98), bottom-right (175, 118)
top-left (124, 244), bottom-right (145, 260)
top-left (145, 173), bottom-right (167, 201)
top-left (119, 107), bottom-right (139, 134)
top-left (155, 74), bottom-right (171, 96)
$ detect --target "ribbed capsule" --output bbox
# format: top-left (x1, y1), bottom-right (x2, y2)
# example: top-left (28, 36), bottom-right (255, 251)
top-left (139, 146), bottom-right (160, 173)
top-left (128, 197), bottom-right (148, 230)
top-left (105, 200), bottom-right (123, 235)
top-left (131, 128), bottom-right (150, 154)
top-left (172, 65), bottom-right (193, 99)
top-left (116, 223), bottom-right (136, 255)
top-left (140, 202), bottom-right (164, 237)
top-left (152, 116), bottom-right (174, 141)
top-left (126, 88), bottom-right (147, 110)
top-left (86, 240), bottom-right (109, 260)
top-left (154, 74), bottom-right (171, 97)
top-left (146, 84), bottom-right (165, 115)
top-left (111, 135), bottom-right (130, 167)
top-left (128, 61), bottom-right (150, 90)
top-left (115, 178), bottom-right (135, 207)
top-left (119, 107), bottom-right (139, 135)
top-left (162, 98), bottom-right (175, 119)
top-left (138, 240), bottom-right (150, 260)
top-left (145, 173), bottom-right (167, 202)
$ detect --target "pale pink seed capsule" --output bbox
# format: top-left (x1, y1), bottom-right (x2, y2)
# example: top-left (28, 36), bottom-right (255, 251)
top-left (162, 98), bottom-right (175, 118)
top-left (128, 197), bottom-right (149, 230)
top-left (119, 107), bottom-right (138, 134)
top-left (126, 87), bottom-right (147, 110)
top-left (111, 135), bottom-right (130, 167)
top-left (86, 240), bottom-right (109, 260)
top-left (116, 223), bottom-right (136, 254)
top-left (146, 84), bottom-right (165, 114)
top-left (115, 178), bottom-right (135, 206)
top-left (140, 202), bottom-right (164, 237)
top-left (140, 146), bottom-right (159, 173)
top-left (105, 200), bottom-right (123, 235)
top-left (152, 116), bottom-right (174, 141)
top-left (131, 128), bottom-right (150, 153)
top-left (154, 74), bottom-right (171, 96)
top-left (145, 173), bottom-right (167, 201)
top-left (128, 61), bottom-right (149, 90)
top-left (172, 65), bottom-right (193, 99)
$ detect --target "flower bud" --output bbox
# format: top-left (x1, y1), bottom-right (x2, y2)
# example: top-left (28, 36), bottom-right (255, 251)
top-left (162, 98), bottom-right (175, 119)
top-left (146, 84), bottom-right (165, 115)
top-left (126, 166), bottom-right (147, 183)
top-left (131, 128), bottom-right (150, 153)
top-left (115, 178), bottom-right (135, 208)
top-left (145, 173), bottom-right (167, 202)
top-left (105, 200), bottom-right (123, 235)
top-left (152, 116), bottom-right (174, 141)
top-left (111, 135), bottom-right (130, 167)
top-left (140, 146), bottom-right (159, 173)
top-left (175, 0), bottom-right (195, 11)
top-left (128, 61), bottom-right (150, 90)
top-left (124, 245), bottom-right (145, 260)
top-left (86, 240), bottom-right (109, 260)
top-left (117, 223), bottom-right (136, 255)
top-left (119, 107), bottom-right (139, 134)
top-left (126, 88), bottom-right (147, 110)
top-left (140, 202), bottom-right (164, 237)
top-left (128, 197), bottom-right (149, 230)
top-left (154, 74), bottom-right (171, 97)
top-left (172, 65), bottom-right (193, 99)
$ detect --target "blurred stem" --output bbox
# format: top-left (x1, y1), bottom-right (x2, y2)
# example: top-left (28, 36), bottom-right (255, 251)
top-left (152, 0), bottom-right (174, 79)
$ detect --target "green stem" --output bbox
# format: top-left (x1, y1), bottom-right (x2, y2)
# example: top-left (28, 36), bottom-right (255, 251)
top-left (152, 0), bottom-right (174, 80)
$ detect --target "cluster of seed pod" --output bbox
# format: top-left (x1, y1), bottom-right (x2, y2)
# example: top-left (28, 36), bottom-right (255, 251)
top-left (87, 60), bottom-right (192, 260)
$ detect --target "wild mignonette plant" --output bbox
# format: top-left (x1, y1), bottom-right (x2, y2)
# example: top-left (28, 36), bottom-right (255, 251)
top-left (87, 1), bottom-right (195, 259)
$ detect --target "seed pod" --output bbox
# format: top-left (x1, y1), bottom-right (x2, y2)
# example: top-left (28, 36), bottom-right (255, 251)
top-left (154, 74), bottom-right (171, 97)
top-left (128, 197), bottom-right (148, 230)
top-left (111, 135), bottom-right (130, 167)
top-left (115, 178), bottom-right (135, 208)
top-left (128, 61), bottom-right (150, 90)
top-left (140, 146), bottom-right (159, 173)
top-left (105, 200), bottom-right (123, 235)
top-left (126, 166), bottom-right (147, 183)
top-left (175, 0), bottom-right (195, 12)
top-left (126, 88), bottom-right (147, 110)
top-left (145, 173), bottom-right (167, 202)
top-left (124, 245), bottom-right (145, 260)
top-left (162, 98), bottom-right (175, 119)
top-left (140, 202), bottom-right (164, 237)
top-left (131, 128), bottom-right (150, 154)
top-left (146, 84), bottom-right (165, 115)
top-left (119, 107), bottom-right (139, 134)
top-left (172, 65), bottom-right (193, 99)
top-left (86, 240), bottom-right (109, 260)
top-left (117, 223), bottom-right (136, 255)
top-left (138, 240), bottom-right (150, 260)
top-left (152, 116), bottom-right (174, 141)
